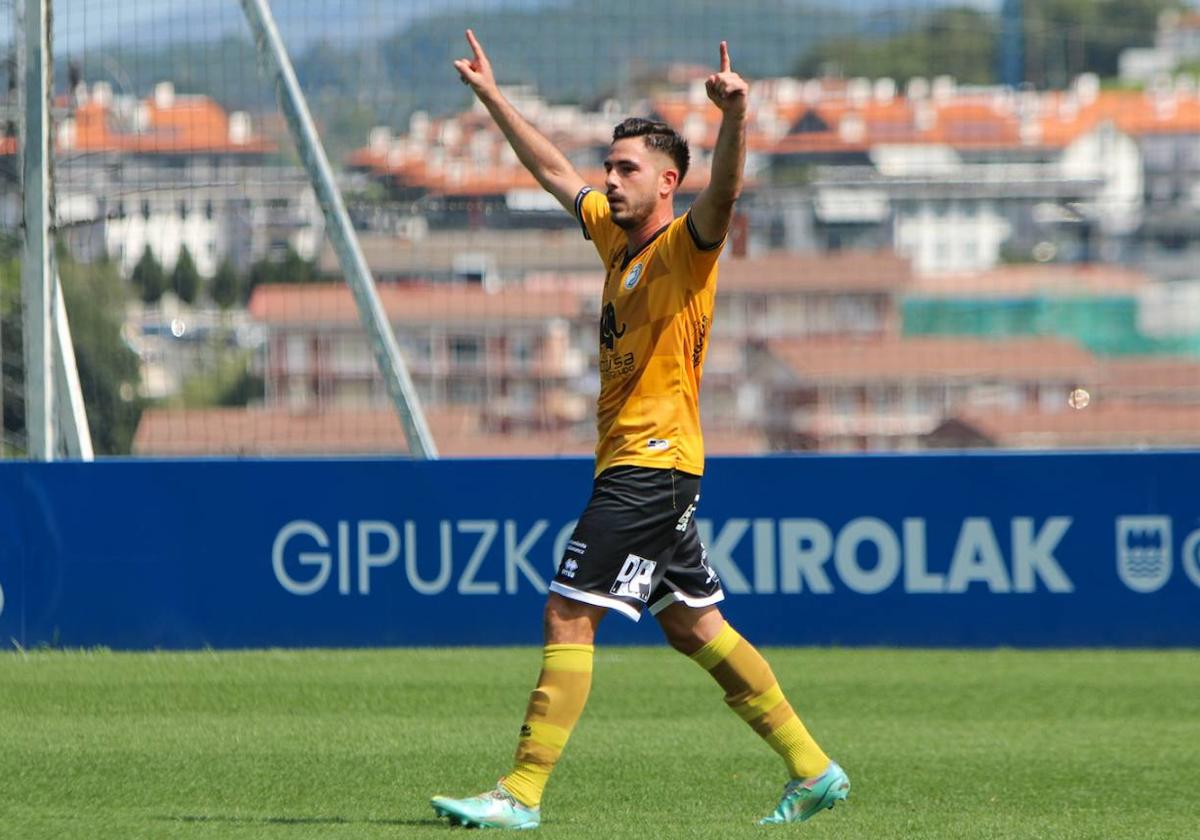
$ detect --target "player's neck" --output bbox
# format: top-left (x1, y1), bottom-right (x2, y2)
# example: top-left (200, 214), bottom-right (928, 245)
top-left (624, 207), bottom-right (675, 256)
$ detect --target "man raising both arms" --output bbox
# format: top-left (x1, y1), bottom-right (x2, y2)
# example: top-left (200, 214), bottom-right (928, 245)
top-left (431, 30), bottom-right (849, 830)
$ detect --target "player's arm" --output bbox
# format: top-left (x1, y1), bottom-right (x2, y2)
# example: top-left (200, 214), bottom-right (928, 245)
top-left (687, 41), bottom-right (748, 248)
top-left (453, 29), bottom-right (587, 215)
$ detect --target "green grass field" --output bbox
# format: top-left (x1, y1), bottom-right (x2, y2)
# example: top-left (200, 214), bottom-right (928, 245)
top-left (1, 647), bottom-right (1197, 839)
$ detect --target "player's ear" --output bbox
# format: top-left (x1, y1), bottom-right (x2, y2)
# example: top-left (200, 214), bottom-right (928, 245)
top-left (660, 167), bottom-right (679, 196)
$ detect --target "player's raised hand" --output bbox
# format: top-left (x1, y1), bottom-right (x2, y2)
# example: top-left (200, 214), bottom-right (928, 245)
top-left (705, 41), bottom-right (748, 117)
top-left (453, 29), bottom-right (497, 96)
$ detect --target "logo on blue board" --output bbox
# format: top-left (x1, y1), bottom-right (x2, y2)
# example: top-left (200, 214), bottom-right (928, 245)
top-left (1115, 517), bottom-right (1172, 593)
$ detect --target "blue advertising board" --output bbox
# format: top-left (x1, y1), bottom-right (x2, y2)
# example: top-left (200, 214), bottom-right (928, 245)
top-left (0, 453), bottom-right (1196, 649)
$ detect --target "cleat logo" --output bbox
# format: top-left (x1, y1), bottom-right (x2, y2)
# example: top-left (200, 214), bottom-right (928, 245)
top-left (519, 724), bottom-right (532, 738)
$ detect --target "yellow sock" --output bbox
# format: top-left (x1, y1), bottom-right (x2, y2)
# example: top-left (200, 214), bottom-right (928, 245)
top-left (502, 643), bottom-right (593, 808)
top-left (691, 623), bottom-right (830, 779)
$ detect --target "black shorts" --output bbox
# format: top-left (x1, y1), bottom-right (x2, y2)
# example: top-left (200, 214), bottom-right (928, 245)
top-left (550, 465), bottom-right (725, 621)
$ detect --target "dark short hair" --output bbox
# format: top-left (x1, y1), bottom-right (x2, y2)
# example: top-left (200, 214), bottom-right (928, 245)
top-left (611, 117), bottom-right (690, 184)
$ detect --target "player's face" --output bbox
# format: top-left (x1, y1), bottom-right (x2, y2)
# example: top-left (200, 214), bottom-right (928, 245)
top-left (604, 137), bottom-right (677, 230)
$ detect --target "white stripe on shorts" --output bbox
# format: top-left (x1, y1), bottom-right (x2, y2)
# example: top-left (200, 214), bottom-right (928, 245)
top-left (550, 581), bottom-right (643, 622)
top-left (647, 584), bottom-right (726, 616)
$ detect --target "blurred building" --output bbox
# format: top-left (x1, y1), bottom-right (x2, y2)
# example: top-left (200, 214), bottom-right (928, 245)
top-left (128, 245), bottom-right (1200, 456)
top-left (0, 81), bottom-right (325, 277)
top-left (1120, 11), bottom-right (1200, 83)
top-left (348, 73), bottom-right (1200, 278)
top-left (247, 282), bottom-right (595, 434)
top-left (755, 335), bottom-right (1101, 451)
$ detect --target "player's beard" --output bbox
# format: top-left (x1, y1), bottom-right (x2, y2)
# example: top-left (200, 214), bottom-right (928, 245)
top-left (609, 192), bottom-right (656, 231)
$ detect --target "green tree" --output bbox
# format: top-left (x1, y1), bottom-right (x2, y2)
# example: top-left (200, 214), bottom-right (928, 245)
top-left (245, 256), bottom-right (277, 302)
top-left (1023, 0), bottom-right (1185, 86)
top-left (170, 244), bottom-right (201, 305)
top-left (0, 244), bottom-right (144, 456)
top-left (59, 254), bottom-right (144, 455)
top-left (178, 350), bottom-right (263, 408)
top-left (210, 259), bottom-right (242, 310)
top-left (795, 7), bottom-right (999, 84)
top-left (0, 244), bottom-right (23, 453)
top-left (278, 245), bottom-right (317, 284)
top-left (131, 245), bottom-right (166, 304)
top-left (245, 246), bottom-right (319, 304)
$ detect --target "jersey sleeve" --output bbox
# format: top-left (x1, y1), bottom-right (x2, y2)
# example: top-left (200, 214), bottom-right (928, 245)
top-left (655, 210), bottom-right (727, 289)
top-left (575, 187), bottom-right (622, 263)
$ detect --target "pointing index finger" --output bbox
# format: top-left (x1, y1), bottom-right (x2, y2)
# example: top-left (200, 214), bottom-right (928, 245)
top-left (466, 28), bottom-right (485, 61)
top-left (719, 41), bottom-right (731, 73)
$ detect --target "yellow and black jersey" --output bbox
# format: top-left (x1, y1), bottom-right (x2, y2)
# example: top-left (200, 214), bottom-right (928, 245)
top-left (575, 187), bottom-right (725, 477)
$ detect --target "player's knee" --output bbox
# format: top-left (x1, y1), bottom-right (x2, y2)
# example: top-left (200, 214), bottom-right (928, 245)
top-left (659, 604), bottom-right (726, 655)
top-left (543, 593), bottom-right (604, 644)
top-left (660, 614), bottom-right (707, 655)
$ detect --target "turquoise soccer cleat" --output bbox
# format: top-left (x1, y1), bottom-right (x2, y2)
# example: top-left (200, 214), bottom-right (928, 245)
top-left (758, 760), bottom-right (850, 825)
top-left (431, 783), bottom-right (542, 830)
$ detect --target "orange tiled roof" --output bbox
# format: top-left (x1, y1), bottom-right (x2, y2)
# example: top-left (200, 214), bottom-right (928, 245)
top-left (655, 86), bottom-right (1200, 156)
top-left (132, 406), bottom-right (769, 458)
top-left (937, 402), bottom-right (1200, 447)
top-left (345, 82), bottom-right (1200, 190)
top-left (43, 95), bottom-right (275, 156)
top-left (248, 282), bottom-right (587, 326)
top-left (352, 151), bottom-right (714, 197)
top-left (131, 406), bottom-right (595, 457)
top-left (719, 251), bottom-right (911, 293)
top-left (1104, 358), bottom-right (1200, 391)
top-left (766, 335), bottom-right (1099, 381)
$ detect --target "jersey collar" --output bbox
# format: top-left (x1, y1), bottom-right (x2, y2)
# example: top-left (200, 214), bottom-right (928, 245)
top-left (621, 220), bottom-right (672, 271)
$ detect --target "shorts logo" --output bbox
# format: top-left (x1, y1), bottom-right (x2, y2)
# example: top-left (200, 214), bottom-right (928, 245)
top-left (566, 540), bottom-right (587, 555)
top-left (676, 494), bottom-right (699, 532)
top-left (700, 546), bottom-right (718, 585)
top-left (561, 558), bottom-right (579, 579)
top-left (624, 263), bottom-right (644, 290)
top-left (610, 554), bottom-right (657, 603)
top-left (647, 438), bottom-right (670, 451)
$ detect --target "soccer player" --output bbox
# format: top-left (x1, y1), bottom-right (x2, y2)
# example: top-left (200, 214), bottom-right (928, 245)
top-left (431, 30), bottom-right (849, 829)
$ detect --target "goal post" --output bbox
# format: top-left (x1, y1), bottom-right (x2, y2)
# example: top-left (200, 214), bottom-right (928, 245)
top-left (239, 0), bottom-right (437, 459)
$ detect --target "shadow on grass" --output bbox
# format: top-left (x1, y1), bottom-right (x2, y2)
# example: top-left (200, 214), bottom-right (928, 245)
top-left (160, 814), bottom-right (440, 828)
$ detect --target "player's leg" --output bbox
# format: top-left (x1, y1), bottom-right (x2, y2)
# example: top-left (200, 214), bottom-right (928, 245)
top-left (650, 498), bottom-right (849, 824)
top-left (430, 594), bottom-right (602, 829)
top-left (502, 593), bottom-right (603, 809)
top-left (433, 466), bottom-right (679, 829)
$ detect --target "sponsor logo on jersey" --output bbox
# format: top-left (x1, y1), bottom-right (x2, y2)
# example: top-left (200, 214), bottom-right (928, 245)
top-left (647, 438), bottom-right (670, 451)
top-left (600, 302), bottom-right (627, 351)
